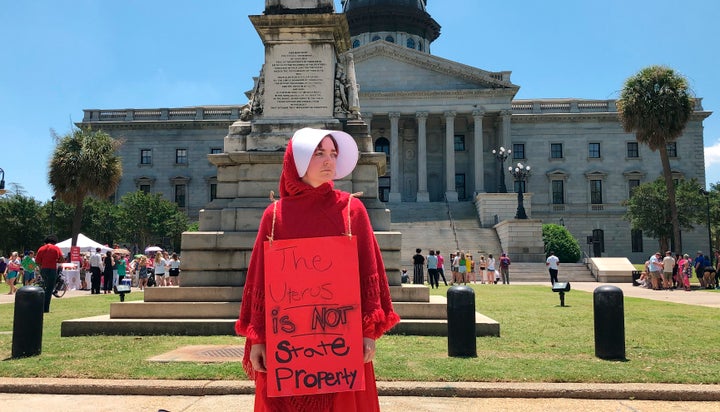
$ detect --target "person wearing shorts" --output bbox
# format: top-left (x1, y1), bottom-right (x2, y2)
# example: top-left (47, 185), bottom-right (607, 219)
top-left (168, 253), bottom-right (181, 286)
top-left (661, 251), bottom-right (675, 290)
top-left (649, 252), bottom-right (663, 290)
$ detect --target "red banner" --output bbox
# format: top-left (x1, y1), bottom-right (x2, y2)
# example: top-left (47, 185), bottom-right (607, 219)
top-left (263, 235), bottom-right (364, 397)
top-left (70, 246), bottom-right (81, 264)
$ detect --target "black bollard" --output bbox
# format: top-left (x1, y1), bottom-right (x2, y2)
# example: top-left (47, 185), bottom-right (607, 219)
top-left (12, 286), bottom-right (45, 358)
top-left (447, 285), bottom-right (477, 357)
top-left (593, 285), bottom-right (625, 360)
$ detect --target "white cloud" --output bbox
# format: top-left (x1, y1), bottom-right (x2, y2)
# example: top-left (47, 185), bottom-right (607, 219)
top-left (705, 140), bottom-right (720, 168)
top-left (705, 141), bottom-right (720, 186)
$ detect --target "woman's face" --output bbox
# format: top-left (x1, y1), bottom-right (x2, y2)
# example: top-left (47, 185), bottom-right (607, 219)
top-left (301, 136), bottom-right (337, 188)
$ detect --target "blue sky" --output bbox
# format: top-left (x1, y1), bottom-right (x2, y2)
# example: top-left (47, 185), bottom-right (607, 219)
top-left (1, 0), bottom-right (718, 202)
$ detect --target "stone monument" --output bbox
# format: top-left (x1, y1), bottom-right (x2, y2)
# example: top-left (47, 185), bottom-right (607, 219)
top-left (183, 0), bottom-right (396, 290)
top-left (62, 1), bottom-right (498, 338)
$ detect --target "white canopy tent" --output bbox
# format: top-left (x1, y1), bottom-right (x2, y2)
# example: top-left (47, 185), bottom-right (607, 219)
top-left (56, 233), bottom-right (112, 254)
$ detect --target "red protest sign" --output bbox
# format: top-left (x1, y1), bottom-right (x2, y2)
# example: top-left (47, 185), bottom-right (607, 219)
top-left (70, 246), bottom-right (81, 264)
top-left (263, 235), bottom-right (364, 398)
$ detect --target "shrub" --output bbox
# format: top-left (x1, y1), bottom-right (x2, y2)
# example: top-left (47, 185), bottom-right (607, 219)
top-left (542, 223), bottom-right (582, 263)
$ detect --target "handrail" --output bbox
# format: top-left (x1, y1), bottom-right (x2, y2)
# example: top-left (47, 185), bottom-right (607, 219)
top-left (445, 197), bottom-right (460, 252)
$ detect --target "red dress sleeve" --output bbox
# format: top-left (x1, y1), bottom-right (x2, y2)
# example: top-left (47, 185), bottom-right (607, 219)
top-left (349, 197), bottom-right (400, 339)
top-left (235, 204), bottom-right (274, 379)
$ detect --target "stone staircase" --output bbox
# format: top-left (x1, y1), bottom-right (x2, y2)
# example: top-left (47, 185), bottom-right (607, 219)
top-left (389, 201), bottom-right (503, 267)
top-left (501, 262), bottom-right (597, 283)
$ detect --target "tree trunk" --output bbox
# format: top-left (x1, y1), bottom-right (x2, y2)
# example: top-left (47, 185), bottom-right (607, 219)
top-left (71, 201), bottom-right (84, 247)
top-left (659, 145), bottom-right (681, 253)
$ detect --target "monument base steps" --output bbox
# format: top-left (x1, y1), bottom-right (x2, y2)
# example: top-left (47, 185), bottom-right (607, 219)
top-left (61, 286), bottom-right (499, 337)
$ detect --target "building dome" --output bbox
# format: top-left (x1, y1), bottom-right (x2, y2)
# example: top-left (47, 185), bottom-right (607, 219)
top-left (343, 0), bottom-right (427, 12)
top-left (342, 0), bottom-right (440, 53)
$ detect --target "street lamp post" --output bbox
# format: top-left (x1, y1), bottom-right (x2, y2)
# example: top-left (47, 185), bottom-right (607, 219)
top-left (509, 162), bottom-right (531, 219)
top-left (492, 147), bottom-right (511, 193)
top-left (700, 189), bottom-right (712, 257)
top-left (50, 195), bottom-right (56, 234)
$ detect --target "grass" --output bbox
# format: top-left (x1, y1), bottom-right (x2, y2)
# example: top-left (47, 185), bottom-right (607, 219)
top-left (0, 281), bottom-right (719, 384)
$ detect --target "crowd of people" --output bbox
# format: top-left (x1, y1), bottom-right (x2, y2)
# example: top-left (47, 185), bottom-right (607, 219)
top-left (409, 248), bottom-right (513, 287)
top-left (636, 250), bottom-right (720, 291)
top-left (0, 245), bottom-right (182, 297)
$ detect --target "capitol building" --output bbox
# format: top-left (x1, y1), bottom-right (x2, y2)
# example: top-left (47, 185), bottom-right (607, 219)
top-left (78, 0), bottom-right (711, 262)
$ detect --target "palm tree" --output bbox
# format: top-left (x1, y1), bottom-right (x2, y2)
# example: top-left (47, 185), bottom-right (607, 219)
top-left (49, 127), bottom-right (123, 246)
top-left (617, 65), bottom-right (694, 253)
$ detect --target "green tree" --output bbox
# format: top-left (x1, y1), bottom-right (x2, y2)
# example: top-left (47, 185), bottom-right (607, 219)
top-left (542, 224), bottom-right (581, 263)
top-left (617, 65), bottom-right (694, 253)
top-left (117, 191), bottom-right (189, 252)
top-left (48, 127), bottom-right (123, 246)
top-left (81, 197), bottom-right (120, 246)
top-left (0, 193), bottom-right (45, 254)
top-left (624, 178), bottom-right (704, 251)
top-left (38, 197), bottom-right (74, 241)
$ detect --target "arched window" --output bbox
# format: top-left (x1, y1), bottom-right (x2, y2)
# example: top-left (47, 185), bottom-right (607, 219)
top-left (418, 41), bottom-right (424, 51)
top-left (385, 35), bottom-right (395, 43)
top-left (352, 39), bottom-right (360, 48)
top-left (406, 38), bottom-right (416, 49)
top-left (372, 35), bottom-right (381, 42)
top-left (375, 137), bottom-right (390, 155)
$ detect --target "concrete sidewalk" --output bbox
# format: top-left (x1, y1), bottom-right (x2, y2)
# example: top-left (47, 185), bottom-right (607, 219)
top-left (1, 379), bottom-right (719, 411)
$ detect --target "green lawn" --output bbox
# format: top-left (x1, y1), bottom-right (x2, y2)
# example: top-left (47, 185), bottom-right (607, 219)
top-left (0, 282), bottom-right (718, 384)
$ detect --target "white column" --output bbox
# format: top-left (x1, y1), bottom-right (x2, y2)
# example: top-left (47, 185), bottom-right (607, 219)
top-left (501, 110), bottom-right (512, 194)
top-left (473, 109), bottom-right (485, 194)
top-left (416, 112), bottom-right (429, 202)
top-left (501, 110), bottom-right (512, 153)
top-left (444, 111), bottom-right (458, 202)
top-left (388, 112), bottom-right (402, 203)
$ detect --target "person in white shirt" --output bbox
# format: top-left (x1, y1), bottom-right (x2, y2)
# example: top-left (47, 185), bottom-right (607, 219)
top-left (89, 248), bottom-right (104, 294)
top-left (546, 251), bottom-right (560, 285)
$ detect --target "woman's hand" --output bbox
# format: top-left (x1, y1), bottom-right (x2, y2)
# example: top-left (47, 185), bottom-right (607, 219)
top-left (249, 343), bottom-right (267, 373)
top-left (362, 337), bottom-right (376, 363)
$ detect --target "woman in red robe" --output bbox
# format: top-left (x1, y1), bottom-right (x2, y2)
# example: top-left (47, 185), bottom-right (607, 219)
top-left (236, 127), bottom-right (400, 412)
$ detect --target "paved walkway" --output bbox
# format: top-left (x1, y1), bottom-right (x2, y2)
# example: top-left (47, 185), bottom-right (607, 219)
top-left (1, 282), bottom-right (719, 410)
top-left (0, 379), bottom-right (719, 411)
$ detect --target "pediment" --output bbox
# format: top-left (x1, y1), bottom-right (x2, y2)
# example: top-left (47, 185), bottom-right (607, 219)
top-left (347, 41), bottom-right (519, 94)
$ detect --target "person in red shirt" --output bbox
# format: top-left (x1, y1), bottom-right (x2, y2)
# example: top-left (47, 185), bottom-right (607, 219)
top-left (35, 234), bottom-right (64, 312)
top-left (236, 128), bottom-right (399, 411)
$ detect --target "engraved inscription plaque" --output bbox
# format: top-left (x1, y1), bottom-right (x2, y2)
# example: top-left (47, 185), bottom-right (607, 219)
top-left (263, 43), bottom-right (335, 118)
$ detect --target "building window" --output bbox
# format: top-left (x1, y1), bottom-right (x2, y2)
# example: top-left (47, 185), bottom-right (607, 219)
top-left (210, 183), bottom-right (217, 201)
top-left (550, 143), bottom-right (563, 159)
top-left (140, 149), bottom-right (152, 165)
top-left (627, 142), bottom-right (639, 158)
top-left (176, 149), bottom-right (188, 164)
top-left (590, 180), bottom-right (603, 204)
top-left (352, 39), bottom-right (360, 48)
top-left (210, 147), bottom-right (222, 154)
top-left (454, 135), bottom-right (465, 151)
top-left (139, 184), bottom-right (151, 193)
top-left (406, 38), bottom-right (415, 49)
top-left (631, 229), bottom-right (643, 253)
top-left (667, 142), bottom-right (677, 158)
top-left (512, 143), bottom-right (525, 159)
top-left (378, 176), bottom-right (390, 202)
top-left (372, 35), bottom-right (381, 41)
top-left (375, 137), bottom-right (390, 175)
top-left (588, 143), bottom-right (601, 158)
top-left (628, 179), bottom-right (640, 198)
top-left (552, 180), bottom-right (564, 204)
top-left (455, 174), bottom-right (466, 200)
top-left (175, 184), bottom-right (187, 208)
top-left (385, 35), bottom-right (394, 43)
